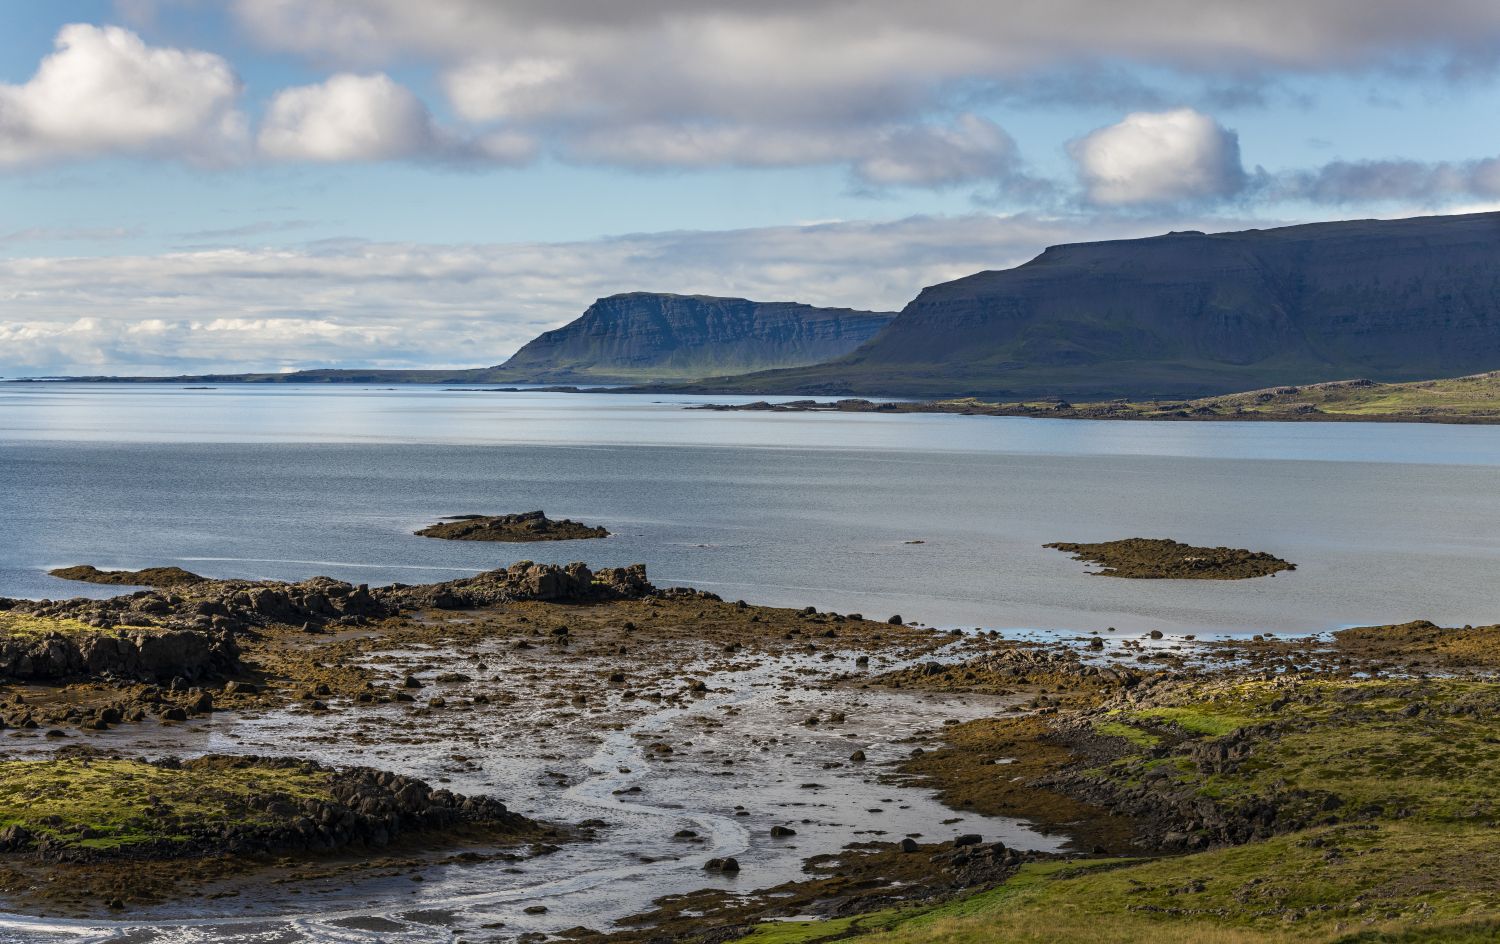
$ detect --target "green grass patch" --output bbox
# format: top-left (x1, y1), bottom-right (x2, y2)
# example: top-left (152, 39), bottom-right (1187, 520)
top-left (1093, 718), bottom-right (1162, 747)
top-left (0, 758), bottom-right (333, 851)
top-left (734, 911), bottom-right (903, 943)
top-left (1130, 705), bottom-right (1253, 737)
top-left (739, 824), bottom-right (1500, 943)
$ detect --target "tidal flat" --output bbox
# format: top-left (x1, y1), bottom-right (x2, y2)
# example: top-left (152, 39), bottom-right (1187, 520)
top-left (0, 560), bottom-right (1494, 942)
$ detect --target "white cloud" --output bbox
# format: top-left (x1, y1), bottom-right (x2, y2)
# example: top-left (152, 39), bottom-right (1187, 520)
top-left (443, 57), bottom-right (573, 123)
top-left (1070, 108), bottom-right (1247, 206)
top-left (0, 211), bottom-right (1276, 376)
top-left (1272, 157), bottom-right (1500, 204)
top-left (0, 24), bottom-right (246, 167)
top-left (567, 114), bottom-right (1035, 191)
top-left (230, 1), bottom-right (1500, 109)
top-left (257, 73), bottom-right (439, 162)
top-left (855, 115), bottom-right (1023, 188)
top-left (257, 72), bottom-right (539, 165)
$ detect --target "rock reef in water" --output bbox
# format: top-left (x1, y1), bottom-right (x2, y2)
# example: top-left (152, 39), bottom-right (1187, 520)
top-left (49, 565), bottom-right (207, 588)
top-left (415, 510), bottom-right (609, 542)
top-left (1046, 538), bottom-right (1295, 579)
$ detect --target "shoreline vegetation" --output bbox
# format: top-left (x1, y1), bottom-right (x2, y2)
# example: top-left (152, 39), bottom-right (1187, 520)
top-left (0, 557), bottom-right (1495, 939)
top-left (688, 371), bottom-right (1500, 425)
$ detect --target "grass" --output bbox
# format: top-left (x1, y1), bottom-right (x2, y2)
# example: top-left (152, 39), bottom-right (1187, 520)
top-left (1129, 705), bottom-right (1254, 737)
top-left (733, 825), bottom-right (1500, 944)
top-left (0, 758), bottom-right (333, 851)
top-left (1092, 719), bottom-right (1162, 747)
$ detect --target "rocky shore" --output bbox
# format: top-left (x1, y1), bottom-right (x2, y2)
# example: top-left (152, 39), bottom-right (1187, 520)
top-left (0, 559), bottom-right (1494, 941)
top-left (415, 510), bottom-right (609, 541)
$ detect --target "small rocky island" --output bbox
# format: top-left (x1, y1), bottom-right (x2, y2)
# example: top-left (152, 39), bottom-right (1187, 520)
top-left (415, 510), bottom-right (609, 542)
top-left (49, 565), bottom-right (207, 588)
top-left (1046, 538), bottom-right (1295, 579)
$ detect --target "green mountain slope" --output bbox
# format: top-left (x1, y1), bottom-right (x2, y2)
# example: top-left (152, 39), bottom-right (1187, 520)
top-left (662, 212), bottom-right (1500, 399)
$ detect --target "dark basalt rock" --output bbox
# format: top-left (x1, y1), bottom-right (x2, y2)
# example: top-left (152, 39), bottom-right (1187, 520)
top-left (415, 511), bottom-right (608, 542)
top-left (0, 629), bottom-right (236, 684)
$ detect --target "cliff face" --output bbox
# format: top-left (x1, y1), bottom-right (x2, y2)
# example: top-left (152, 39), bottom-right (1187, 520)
top-left (668, 212), bottom-right (1500, 399)
top-left (487, 292), bottom-right (896, 382)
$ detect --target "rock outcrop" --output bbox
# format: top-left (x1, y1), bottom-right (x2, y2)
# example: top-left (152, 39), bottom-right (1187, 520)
top-left (0, 629), bottom-right (237, 683)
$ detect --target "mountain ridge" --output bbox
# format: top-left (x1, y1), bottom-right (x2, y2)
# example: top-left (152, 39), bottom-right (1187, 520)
top-left (655, 211), bottom-right (1500, 399)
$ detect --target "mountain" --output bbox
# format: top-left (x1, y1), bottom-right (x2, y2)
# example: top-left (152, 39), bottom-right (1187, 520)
top-left (661, 212), bottom-right (1500, 399)
top-left (486, 292), bottom-right (896, 383)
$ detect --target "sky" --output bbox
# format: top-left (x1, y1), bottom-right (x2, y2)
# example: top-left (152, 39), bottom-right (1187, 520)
top-left (5, 1), bottom-right (1500, 376)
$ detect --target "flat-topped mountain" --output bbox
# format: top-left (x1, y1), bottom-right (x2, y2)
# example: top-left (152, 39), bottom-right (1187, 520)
top-left (664, 212), bottom-right (1500, 399)
top-left (45, 292), bottom-right (895, 386)
top-left (487, 292), bottom-right (896, 383)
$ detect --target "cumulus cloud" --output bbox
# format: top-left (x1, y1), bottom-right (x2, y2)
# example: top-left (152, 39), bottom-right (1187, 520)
top-left (1070, 108), bottom-right (1247, 206)
top-left (0, 23), bottom-right (246, 167)
top-left (257, 72), bottom-right (537, 164)
top-left (258, 73), bottom-right (440, 162)
top-left (1, 212), bottom-right (1254, 376)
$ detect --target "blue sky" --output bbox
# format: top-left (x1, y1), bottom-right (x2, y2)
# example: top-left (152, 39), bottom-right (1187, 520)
top-left (5, 1), bottom-right (1500, 375)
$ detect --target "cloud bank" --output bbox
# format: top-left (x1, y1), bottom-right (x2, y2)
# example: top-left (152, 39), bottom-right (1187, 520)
top-left (0, 213), bottom-right (1254, 376)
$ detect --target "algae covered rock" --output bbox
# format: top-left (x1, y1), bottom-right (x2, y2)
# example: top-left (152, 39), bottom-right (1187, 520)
top-left (48, 566), bottom-right (207, 589)
top-left (416, 511), bottom-right (608, 542)
top-left (1046, 538), bottom-right (1294, 579)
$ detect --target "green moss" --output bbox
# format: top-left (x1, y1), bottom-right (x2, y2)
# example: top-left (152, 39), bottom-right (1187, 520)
top-left (1130, 705), bottom-right (1253, 737)
top-left (0, 612), bottom-right (102, 638)
top-left (0, 612), bottom-right (161, 639)
top-left (734, 911), bottom-right (903, 943)
top-left (1093, 719), bottom-right (1162, 747)
top-left (0, 758), bottom-right (333, 851)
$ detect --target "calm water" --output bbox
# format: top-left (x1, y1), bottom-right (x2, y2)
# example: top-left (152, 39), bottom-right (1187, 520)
top-left (3, 383), bottom-right (1500, 636)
